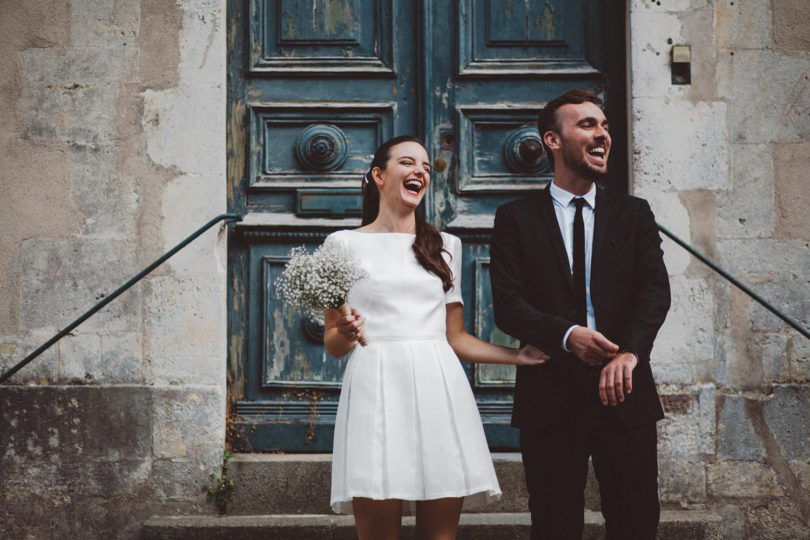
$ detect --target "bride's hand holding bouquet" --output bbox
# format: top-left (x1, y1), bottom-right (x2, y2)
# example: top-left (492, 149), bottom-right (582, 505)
top-left (276, 242), bottom-right (368, 346)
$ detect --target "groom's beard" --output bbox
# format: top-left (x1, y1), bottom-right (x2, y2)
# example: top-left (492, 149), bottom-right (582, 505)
top-left (560, 137), bottom-right (608, 183)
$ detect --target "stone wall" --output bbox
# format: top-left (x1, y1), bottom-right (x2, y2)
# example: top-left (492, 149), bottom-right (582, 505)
top-left (0, 1), bottom-right (808, 539)
top-left (631, 0), bottom-right (810, 536)
top-left (0, 1), bottom-right (227, 538)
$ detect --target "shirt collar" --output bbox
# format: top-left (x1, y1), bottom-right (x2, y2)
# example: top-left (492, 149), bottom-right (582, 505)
top-left (550, 180), bottom-right (597, 209)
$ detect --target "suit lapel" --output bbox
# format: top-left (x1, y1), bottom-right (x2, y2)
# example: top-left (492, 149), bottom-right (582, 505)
top-left (537, 187), bottom-right (575, 296)
top-left (591, 187), bottom-right (610, 298)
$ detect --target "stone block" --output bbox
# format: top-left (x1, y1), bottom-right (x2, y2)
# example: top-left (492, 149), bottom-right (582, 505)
top-left (631, 0), bottom-right (692, 14)
top-left (629, 11), bottom-right (686, 98)
top-left (639, 192), bottom-right (691, 274)
top-left (58, 332), bottom-right (102, 383)
top-left (717, 395), bottom-right (766, 461)
top-left (707, 460), bottom-right (784, 498)
top-left (0, 387), bottom-right (152, 494)
top-left (147, 355), bottom-right (225, 388)
top-left (0, 331), bottom-right (60, 384)
top-left (143, 275), bottom-right (225, 385)
top-left (679, 7), bottom-right (721, 102)
top-left (656, 385), bottom-right (716, 459)
top-left (762, 385), bottom-right (810, 462)
top-left (142, 85), bottom-right (225, 175)
top-left (678, 190), bottom-right (717, 274)
top-left (0, 136), bottom-right (82, 336)
top-left (101, 332), bottom-right (144, 383)
top-left (176, 0), bottom-right (226, 80)
top-left (760, 333), bottom-right (790, 383)
top-left (20, 48), bottom-right (137, 144)
top-left (714, 50), bottom-right (734, 101)
top-left (714, 330), bottom-right (763, 391)
top-left (658, 390), bottom-right (703, 458)
top-left (746, 280), bottom-right (809, 334)
top-left (152, 446), bottom-right (223, 501)
top-left (716, 0), bottom-right (772, 50)
top-left (716, 143), bottom-right (774, 239)
top-left (698, 384), bottom-right (718, 455)
top-left (151, 387), bottom-right (224, 460)
top-left (743, 497), bottom-right (810, 540)
top-left (138, 0), bottom-right (183, 89)
top-left (19, 237), bottom-right (141, 335)
top-left (730, 51), bottom-right (810, 143)
top-left (716, 239), bottom-right (810, 283)
top-left (70, 0), bottom-right (140, 48)
top-left (772, 0), bottom-right (810, 53)
top-left (652, 276), bottom-right (715, 383)
top-left (791, 337), bottom-right (810, 382)
top-left (56, 457), bottom-right (153, 496)
top-left (229, 454), bottom-right (334, 515)
top-left (69, 142), bottom-right (138, 238)
top-left (773, 142), bottom-right (810, 240)
top-left (633, 99), bottom-right (729, 192)
top-left (713, 280), bottom-right (733, 333)
top-left (161, 173), bottom-right (227, 276)
top-left (713, 504), bottom-right (745, 540)
top-left (0, 2), bottom-right (71, 54)
top-left (0, 491), bottom-right (158, 540)
top-left (659, 458), bottom-right (707, 504)
top-left (791, 459), bottom-right (810, 494)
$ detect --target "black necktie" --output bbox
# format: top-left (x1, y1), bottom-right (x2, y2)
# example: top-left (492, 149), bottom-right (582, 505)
top-left (573, 198), bottom-right (587, 327)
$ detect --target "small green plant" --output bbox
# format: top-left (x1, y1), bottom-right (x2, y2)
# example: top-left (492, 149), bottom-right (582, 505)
top-left (203, 449), bottom-right (235, 515)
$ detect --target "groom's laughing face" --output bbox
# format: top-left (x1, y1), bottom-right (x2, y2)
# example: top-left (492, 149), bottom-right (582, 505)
top-left (556, 102), bottom-right (611, 182)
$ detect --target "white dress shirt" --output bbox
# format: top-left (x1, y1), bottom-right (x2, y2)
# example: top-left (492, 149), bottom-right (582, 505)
top-left (549, 181), bottom-right (597, 350)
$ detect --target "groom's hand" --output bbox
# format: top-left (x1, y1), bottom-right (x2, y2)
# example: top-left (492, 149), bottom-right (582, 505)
top-left (599, 352), bottom-right (638, 406)
top-left (566, 326), bottom-right (619, 366)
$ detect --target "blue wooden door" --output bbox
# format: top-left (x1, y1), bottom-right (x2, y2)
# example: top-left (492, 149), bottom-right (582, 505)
top-left (227, 0), bottom-right (626, 451)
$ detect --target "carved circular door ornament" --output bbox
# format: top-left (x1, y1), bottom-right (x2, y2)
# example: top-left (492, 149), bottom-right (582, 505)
top-left (503, 127), bottom-right (550, 174)
top-left (295, 123), bottom-right (349, 171)
top-left (301, 312), bottom-right (326, 345)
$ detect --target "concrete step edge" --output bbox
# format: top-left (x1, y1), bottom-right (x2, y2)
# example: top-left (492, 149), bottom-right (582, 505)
top-left (145, 509), bottom-right (722, 528)
top-left (229, 452), bottom-right (523, 463)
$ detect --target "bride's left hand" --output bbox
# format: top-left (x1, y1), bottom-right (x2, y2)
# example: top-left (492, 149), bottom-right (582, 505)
top-left (516, 344), bottom-right (550, 366)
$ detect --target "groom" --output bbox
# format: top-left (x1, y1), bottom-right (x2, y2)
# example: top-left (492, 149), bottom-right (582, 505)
top-left (490, 89), bottom-right (671, 539)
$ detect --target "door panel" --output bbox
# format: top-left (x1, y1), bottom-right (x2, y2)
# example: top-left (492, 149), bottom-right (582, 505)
top-left (228, 0), bottom-right (626, 451)
top-left (459, 0), bottom-right (600, 76)
top-left (251, 0), bottom-right (393, 74)
top-left (249, 102), bottom-right (395, 191)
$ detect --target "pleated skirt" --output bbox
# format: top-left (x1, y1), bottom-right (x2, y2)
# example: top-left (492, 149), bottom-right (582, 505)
top-left (330, 336), bottom-right (502, 514)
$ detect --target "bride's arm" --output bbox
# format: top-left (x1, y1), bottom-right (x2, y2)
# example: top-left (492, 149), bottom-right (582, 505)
top-left (445, 302), bottom-right (548, 365)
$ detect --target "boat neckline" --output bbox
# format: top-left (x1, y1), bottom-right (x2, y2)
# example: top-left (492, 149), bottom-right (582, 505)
top-left (344, 229), bottom-right (416, 235)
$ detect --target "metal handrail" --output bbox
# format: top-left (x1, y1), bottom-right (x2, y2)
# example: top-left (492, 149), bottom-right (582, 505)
top-left (658, 224), bottom-right (810, 340)
top-left (0, 213), bottom-right (243, 384)
top-left (2, 213), bottom-right (804, 384)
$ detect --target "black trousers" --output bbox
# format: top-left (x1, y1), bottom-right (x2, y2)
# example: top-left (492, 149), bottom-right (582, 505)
top-left (520, 373), bottom-right (660, 540)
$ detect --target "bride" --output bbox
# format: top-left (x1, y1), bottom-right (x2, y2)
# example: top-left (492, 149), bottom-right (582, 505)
top-left (323, 135), bottom-right (548, 540)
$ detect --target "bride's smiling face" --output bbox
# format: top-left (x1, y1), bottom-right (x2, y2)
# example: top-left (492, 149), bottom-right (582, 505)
top-left (372, 141), bottom-right (431, 211)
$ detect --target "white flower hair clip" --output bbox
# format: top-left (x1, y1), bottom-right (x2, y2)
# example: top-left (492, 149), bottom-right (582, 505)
top-left (363, 154), bottom-right (374, 184)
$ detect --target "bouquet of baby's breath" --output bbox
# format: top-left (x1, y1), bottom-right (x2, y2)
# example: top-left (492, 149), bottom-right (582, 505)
top-left (276, 242), bottom-right (368, 345)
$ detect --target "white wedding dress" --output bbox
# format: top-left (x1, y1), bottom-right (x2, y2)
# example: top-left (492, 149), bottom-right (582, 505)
top-left (326, 229), bottom-right (501, 514)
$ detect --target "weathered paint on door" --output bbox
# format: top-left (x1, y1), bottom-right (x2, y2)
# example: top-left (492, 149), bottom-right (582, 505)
top-left (227, 0), bottom-right (627, 452)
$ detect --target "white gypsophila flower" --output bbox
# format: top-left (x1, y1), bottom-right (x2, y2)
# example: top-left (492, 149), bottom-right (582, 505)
top-left (275, 242), bottom-right (367, 312)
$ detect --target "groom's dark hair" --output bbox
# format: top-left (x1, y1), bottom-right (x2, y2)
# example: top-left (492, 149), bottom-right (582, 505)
top-left (537, 89), bottom-right (600, 169)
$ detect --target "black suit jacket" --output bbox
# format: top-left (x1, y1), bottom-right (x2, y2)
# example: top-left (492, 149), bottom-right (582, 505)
top-left (490, 186), bottom-right (670, 429)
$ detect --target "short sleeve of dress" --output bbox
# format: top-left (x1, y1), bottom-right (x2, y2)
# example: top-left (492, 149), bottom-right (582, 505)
top-left (442, 233), bottom-right (463, 305)
top-left (323, 230), bottom-right (349, 254)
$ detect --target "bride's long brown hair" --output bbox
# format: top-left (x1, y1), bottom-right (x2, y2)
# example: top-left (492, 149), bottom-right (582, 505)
top-left (361, 136), bottom-right (454, 292)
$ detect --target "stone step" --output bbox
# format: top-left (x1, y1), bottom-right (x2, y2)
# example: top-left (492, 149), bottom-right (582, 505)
top-left (228, 453), bottom-right (601, 515)
top-left (142, 510), bottom-right (723, 540)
